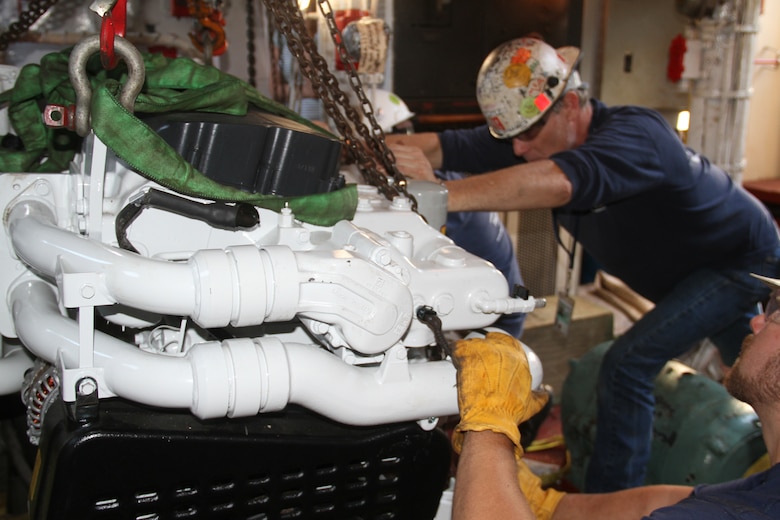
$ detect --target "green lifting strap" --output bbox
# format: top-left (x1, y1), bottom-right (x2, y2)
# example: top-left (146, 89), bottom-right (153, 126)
top-left (0, 48), bottom-right (357, 226)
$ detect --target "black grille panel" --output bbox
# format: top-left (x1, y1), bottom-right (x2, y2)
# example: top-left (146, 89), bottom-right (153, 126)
top-left (30, 399), bottom-right (451, 520)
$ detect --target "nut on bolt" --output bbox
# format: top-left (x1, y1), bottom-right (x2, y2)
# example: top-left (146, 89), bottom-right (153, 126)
top-left (77, 377), bottom-right (98, 397)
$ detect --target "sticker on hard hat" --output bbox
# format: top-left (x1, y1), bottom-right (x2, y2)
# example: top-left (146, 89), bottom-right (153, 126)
top-left (520, 98), bottom-right (540, 119)
top-left (511, 47), bottom-right (532, 65)
top-left (527, 77), bottom-right (545, 98)
top-left (534, 93), bottom-right (552, 112)
top-left (504, 63), bottom-right (531, 88)
top-left (489, 116), bottom-right (505, 132)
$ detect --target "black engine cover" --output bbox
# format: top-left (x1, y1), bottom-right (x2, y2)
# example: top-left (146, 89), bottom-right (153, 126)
top-left (143, 111), bottom-right (345, 198)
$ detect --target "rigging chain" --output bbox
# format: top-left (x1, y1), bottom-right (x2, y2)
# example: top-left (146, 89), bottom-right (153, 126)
top-left (261, 0), bottom-right (417, 211)
top-left (0, 0), bottom-right (61, 51)
top-left (246, 0), bottom-right (257, 87)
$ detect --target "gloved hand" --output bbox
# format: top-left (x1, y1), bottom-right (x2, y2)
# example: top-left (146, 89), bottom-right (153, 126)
top-left (516, 456), bottom-right (567, 520)
top-left (451, 332), bottom-right (562, 520)
top-left (451, 331), bottom-right (548, 454)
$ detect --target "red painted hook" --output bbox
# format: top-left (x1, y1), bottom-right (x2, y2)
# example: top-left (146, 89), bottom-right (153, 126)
top-left (100, 0), bottom-right (127, 69)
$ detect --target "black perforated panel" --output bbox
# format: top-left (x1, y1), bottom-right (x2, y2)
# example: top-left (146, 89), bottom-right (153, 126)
top-left (30, 399), bottom-right (451, 520)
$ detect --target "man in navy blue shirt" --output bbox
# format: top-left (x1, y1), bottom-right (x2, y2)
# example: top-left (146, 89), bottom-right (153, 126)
top-left (449, 276), bottom-right (780, 519)
top-left (388, 37), bottom-right (780, 493)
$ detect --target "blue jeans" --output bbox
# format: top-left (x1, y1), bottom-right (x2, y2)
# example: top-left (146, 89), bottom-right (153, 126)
top-left (584, 252), bottom-right (780, 492)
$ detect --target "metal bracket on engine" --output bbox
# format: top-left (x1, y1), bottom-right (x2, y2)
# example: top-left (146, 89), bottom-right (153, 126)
top-left (56, 269), bottom-right (118, 403)
top-left (73, 376), bottom-right (101, 423)
top-left (81, 134), bottom-right (110, 240)
top-left (416, 416), bottom-right (440, 432)
top-left (59, 271), bottom-right (113, 364)
top-left (56, 351), bottom-right (116, 405)
top-left (374, 343), bottom-right (411, 384)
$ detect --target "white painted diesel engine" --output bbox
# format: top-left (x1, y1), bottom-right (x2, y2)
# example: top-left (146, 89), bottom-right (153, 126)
top-left (0, 59), bottom-right (544, 518)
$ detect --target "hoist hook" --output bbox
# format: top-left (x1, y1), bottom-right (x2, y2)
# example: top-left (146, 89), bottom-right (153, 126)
top-left (189, 11), bottom-right (228, 57)
top-left (90, 0), bottom-right (127, 69)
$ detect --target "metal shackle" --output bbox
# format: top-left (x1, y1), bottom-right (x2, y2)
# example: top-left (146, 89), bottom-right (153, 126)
top-left (68, 34), bottom-right (146, 137)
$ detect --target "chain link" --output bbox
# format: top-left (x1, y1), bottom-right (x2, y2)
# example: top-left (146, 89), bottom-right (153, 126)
top-left (262, 0), bottom-right (416, 211)
top-left (0, 0), bottom-right (61, 51)
top-left (246, 0), bottom-right (257, 87)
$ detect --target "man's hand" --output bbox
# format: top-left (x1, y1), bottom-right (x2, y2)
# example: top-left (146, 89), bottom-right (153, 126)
top-left (451, 332), bottom-right (564, 520)
top-left (388, 143), bottom-right (439, 182)
top-left (451, 332), bottom-right (548, 454)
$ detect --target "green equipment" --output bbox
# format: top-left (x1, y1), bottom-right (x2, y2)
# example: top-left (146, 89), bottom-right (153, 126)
top-left (561, 341), bottom-right (768, 489)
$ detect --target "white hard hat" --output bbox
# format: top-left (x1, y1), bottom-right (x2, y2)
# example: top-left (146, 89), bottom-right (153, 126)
top-left (364, 89), bottom-right (415, 133)
top-left (476, 37), bottom-right (582, 139)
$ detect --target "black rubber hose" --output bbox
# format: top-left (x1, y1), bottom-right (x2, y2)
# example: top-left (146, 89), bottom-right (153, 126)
top-left (115, 188), bottom-right (260, 253)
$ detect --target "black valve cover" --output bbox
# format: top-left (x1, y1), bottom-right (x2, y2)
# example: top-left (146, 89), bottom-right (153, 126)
top-left (143, 111), bottom-right (345, 198)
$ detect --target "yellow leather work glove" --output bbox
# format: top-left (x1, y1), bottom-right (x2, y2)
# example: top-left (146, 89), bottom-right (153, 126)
top-left (451, 331), bottom-right (549, 455)
top-left (515, 456), bottom-right (567, 520)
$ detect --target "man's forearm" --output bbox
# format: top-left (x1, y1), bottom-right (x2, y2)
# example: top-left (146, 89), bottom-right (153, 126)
top-left (444, 160), bottom-right (573, 212)
top-left (453, 431), bottom-right (535, 520)
top-left (552, 485), bottom-right (693, 520)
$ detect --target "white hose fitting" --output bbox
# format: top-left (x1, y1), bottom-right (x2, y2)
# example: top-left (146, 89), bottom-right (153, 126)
top-left (187, 245), bottom-right (299, 328)
top-left (474, 295), bottom-right (546, 315)
top-left (188, 337), bottom-right (291, 419)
